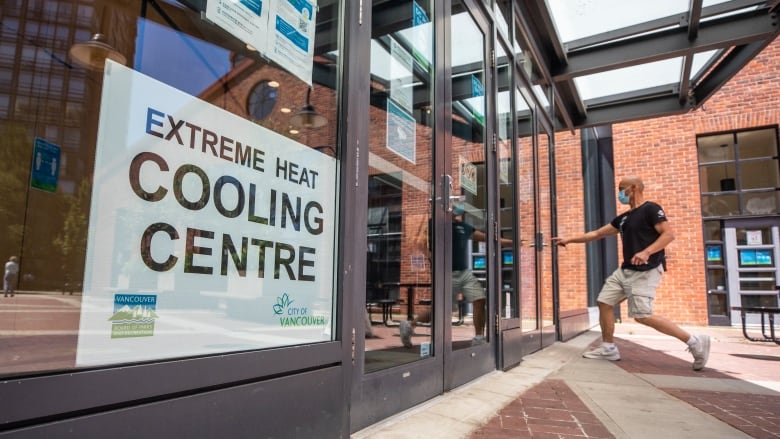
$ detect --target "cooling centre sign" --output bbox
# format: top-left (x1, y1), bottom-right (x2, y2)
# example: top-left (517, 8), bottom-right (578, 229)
top-left (76, 60), bottom-right (336, 366)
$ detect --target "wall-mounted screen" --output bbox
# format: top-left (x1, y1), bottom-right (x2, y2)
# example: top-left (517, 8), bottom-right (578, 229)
top-left (756, 249), bottom-right (773, 265)
top-left (472, 254), bottom-right (486, 270)
top-left (502, 249), bottom-right (513, 266)
top-left (739, 249), bottom-right (773, 266)
top-left (706, 245), bottom-right (722, 263)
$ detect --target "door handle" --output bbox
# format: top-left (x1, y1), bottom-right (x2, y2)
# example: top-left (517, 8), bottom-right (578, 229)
top-left (440, 174), bottom-right (452, 212)
top-left (440, 175), bottom-right (464, 212)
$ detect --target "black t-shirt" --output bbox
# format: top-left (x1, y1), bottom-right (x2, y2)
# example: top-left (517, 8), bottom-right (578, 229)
top-left (610, 201), bottom-right (668, 271)
top-left (452, 220), bottom-right (475, 271)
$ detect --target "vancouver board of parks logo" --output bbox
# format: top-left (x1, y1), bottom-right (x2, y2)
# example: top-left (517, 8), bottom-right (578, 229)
top-left (109, 294), bottom-right (159, 338)
top-left (273, 292), bottom-right (327, 327)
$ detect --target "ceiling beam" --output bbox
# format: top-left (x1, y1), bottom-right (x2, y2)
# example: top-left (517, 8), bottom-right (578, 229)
top-left (686, 0), bottom-right (703, 41)
top-left (514, 1), bottom-right (575, 132)
top-left (554, 11), bottom-right (777, 80)
top-left (693, 40), bottom-right (771, 106)
top-left (557, 95), bottom-right (690, 131)
top-left (565, 0), bottom-right (765, 51)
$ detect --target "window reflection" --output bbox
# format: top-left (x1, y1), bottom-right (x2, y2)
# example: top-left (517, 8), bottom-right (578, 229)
top-left (363, 0), bottom-right (435, 372)
top-left (1, 0), bottom-right (341, 377)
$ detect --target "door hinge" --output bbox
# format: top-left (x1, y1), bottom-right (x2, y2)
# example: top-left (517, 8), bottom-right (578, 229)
top-left (351, 327), bottom-right (356, 365)
top-left (495, 312), bottom-right (500, 333)
top-left (492, 133), bottom-right (497, 152)
top-left (490, 49), bottom-right (495, 69)
top-left (493, 220), bottom-right (499, 241)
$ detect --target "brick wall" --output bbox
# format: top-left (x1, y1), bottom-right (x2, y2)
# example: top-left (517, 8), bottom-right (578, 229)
top-left (555, 37), bottom-right (780, 326)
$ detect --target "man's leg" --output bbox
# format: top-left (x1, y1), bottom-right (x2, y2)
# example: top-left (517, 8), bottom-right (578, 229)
top-left (400, 310), bottom-right (431, 348)
top-left (633, 315), bottom-right (689, 342)
top-left (583, 269), bottom-right (625, 361)
top-left (472, 298), bottom-right (486, 337)
top-left (598, 301), bottom-right (616, 343)
top-left (628, 267), bottom-right (711, 371)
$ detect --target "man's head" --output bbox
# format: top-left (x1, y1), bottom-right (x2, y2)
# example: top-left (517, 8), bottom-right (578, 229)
top-left (618, 177), bottom-right (644, 205)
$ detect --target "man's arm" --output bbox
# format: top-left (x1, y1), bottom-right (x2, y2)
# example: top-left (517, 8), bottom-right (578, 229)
top-left (471, 229), bottom-right (513, 246)
top-left (552, 223), bottom-right (619, 247)
top-left (630, 220), bottom-right (675, 265)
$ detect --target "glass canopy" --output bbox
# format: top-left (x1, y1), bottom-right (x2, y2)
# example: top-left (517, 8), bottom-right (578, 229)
top-left (525, 0), bottom-right (779, 130)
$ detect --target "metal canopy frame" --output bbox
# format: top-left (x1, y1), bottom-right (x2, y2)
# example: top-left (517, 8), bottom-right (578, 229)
top-left (519, 0), bottom-right (780, 132)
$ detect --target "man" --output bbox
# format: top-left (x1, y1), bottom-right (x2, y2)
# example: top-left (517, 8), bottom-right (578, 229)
top-left (4, 256), bottom-right (19, 297)
top-left (400, 204), bottom-right (503, 347)
top-left (553, 177), bottom-right (711, 371)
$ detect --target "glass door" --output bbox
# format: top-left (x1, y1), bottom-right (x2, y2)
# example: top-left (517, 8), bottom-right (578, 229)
top-left (446, 0), bottom-right (496, 389)
top-left (538, 123), bottom-right (556, 347)
top-left (352, 0), bottom-right (443, 430)
top-left (724, 219), bottom-right (780, 325)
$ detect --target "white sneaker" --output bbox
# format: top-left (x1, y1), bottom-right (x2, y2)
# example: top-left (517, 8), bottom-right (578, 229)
top-left (688, 334), bottom-right (710, 371)
top-left (470, 335), bottom-right (486, 346)
top-left (583, 344), bottom-right (621, 361)
top-left (399, 321), bottom-right (413, 348)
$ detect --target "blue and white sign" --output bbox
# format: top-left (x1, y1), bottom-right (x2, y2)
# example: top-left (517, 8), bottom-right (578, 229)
top-left (386, 99), bottom-right (416, 164)
top-left (471, 74), bottom-right (484, 97)
top-left (206, 0), bottom-right (316, 85)
top-left (31, 137), bottom-right (60, 193)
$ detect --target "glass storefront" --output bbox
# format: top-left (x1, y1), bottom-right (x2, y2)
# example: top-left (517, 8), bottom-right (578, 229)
top-left (1, 0), bottom-right (342, 377)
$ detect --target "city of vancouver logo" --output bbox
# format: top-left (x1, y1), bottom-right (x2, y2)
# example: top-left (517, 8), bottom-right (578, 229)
top-left (109, 294), bottom-right (159, 338)
top-left (273, 292), bottom-right (327, 327)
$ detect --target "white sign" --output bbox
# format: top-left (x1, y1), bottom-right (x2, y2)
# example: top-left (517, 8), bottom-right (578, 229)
top-left (386, 100), bottom-right (416, 163)
top-left (76, 60), bottom-right (337, 366)
top-left (205, 0), bottom-right (270, 53)
top-left (746, 230), bottom-right (762, 246)
top-left (390, 37), bottom-right (414, 113)
top-left (460, 156), bottom-right (477, 196)
top-left (206, 0), bottom-right (316, 85)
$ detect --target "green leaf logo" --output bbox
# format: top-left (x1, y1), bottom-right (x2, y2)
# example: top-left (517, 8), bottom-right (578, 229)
top-left (273, 293), bottom-right (293, 315)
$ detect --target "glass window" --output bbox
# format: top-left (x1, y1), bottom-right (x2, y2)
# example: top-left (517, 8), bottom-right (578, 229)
top-left (1, 0), bottom-right (342, 378)
top-left (516, 87), bottom-right (537, 332)
top-left (496, 41), bottom-right (516, 320)
top-left (697, 127), bottom-right (780, 216)
top-left (738, 128), bottom-right (778, 159)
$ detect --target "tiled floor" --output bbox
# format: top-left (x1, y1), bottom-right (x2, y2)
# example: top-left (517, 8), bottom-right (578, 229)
top-left (469, 379), bottom-right (614, 438)
top-left (662, 388), bottom-right (780, 439)
top-left (468, 323), bottom-right (780, 438)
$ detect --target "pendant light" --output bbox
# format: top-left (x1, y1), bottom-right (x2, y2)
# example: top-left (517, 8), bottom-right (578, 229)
top-left (69, 33), bottom-right (126, 72)
top-left (290, 86), bottom-right (328, 129)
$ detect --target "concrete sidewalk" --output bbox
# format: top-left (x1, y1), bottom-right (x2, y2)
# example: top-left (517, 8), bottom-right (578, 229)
top-left (352, 323), bottom-right (780, 438)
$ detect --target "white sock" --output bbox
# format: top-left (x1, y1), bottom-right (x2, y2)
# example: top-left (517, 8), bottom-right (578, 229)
top-left (602, 342), bottom-right (616, 349)
top-left (686, 336), bottom-right (699, 347)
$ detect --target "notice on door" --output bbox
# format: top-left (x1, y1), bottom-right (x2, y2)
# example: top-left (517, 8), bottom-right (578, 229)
top-left (206, 0), bottom-right (316, 85)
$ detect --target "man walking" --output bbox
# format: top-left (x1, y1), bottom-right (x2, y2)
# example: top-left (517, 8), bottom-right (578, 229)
top-left (553, 177), bottom-right (710, 371)
top-left (4, 256), bottom-right (19, 297)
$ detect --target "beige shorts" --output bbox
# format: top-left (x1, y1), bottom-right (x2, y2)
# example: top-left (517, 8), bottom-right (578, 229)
top-left (597, 265), bottom-right (663, 318)
top-left (452, 270), bottom-right (485, 308)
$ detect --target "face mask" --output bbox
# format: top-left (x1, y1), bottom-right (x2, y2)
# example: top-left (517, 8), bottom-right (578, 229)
top-left (618, 189), bottom-right (630, 205)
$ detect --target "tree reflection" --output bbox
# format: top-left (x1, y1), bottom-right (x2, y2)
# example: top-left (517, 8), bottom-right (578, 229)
top-left (0, 123), bottom-right (31, 275)
top-left (53, 179), bottom-right (91, 294)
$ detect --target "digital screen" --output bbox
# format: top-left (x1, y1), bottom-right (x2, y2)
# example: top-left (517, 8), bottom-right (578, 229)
top-left (473, 255), bottom-right (486, 270)
top-left (756, 249), bottom-right (773, 265)
top-left (740, 249), bottom-right (756, 266)
top-left (502, 249), bottom-right (513, 266)
top-left (706, 245), bottom-right (722, 263)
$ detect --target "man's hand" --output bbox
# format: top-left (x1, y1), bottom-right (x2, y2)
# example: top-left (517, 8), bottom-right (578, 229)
top-left (552, 237), bottom-right (568, 247)
top-left (631, 250), bottom-right (651, 265)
